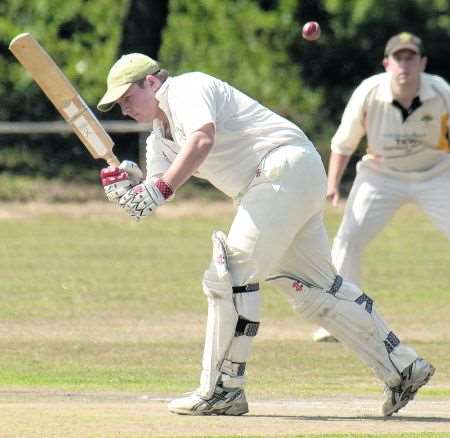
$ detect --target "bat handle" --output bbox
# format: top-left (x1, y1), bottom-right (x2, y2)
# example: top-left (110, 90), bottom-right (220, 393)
top-left (105, 154), bottom-right (120, 167)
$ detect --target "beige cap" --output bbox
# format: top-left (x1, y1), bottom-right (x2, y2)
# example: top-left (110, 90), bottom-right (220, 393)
top-left (384, 32), bottom-right (424, 57)
top-left (97, 53), bottom-right (160, 112)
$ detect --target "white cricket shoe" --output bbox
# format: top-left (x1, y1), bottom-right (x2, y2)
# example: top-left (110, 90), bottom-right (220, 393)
top-left (313, 327), bottom-right (338, 343)
top-left (168, 385), bottom-right (248, 416)
top-left (382, 357), bottom-right (435, 416)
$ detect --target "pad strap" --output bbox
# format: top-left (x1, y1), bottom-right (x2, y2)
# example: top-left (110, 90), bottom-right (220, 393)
top-left (384, 331), bottom-right (401, 354)
top-left (236, 316), bottom-right (260, 337)
top-left (326, 275), bottom-right (343, 296)
top-left (232, 283), bottom-right (260, 293)
top-left (221, 360), bottom-right (246, 377)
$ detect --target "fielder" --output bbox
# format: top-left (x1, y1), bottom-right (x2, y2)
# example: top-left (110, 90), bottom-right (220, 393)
top-left (314, 32), bottom-right (450, 343)
top-left (97, 52), bottom-right (434, 416)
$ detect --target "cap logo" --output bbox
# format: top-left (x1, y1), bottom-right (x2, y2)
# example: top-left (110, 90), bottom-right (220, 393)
top-left (399, 32), bottom-right (413, 43)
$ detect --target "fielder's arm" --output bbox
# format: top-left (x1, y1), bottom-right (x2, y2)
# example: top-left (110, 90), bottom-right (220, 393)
top-left (327, 151), bottom-right (351, 206)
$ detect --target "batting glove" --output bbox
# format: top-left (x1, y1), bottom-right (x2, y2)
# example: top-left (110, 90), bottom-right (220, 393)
top-left (119, 178), bottom-right (173, 220)
top-left (100, 160), bottom-right (143, 202)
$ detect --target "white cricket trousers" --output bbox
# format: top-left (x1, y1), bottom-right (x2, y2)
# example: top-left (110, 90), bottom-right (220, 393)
top-left (227, 144), bottom-right (337, 290)
top-left (332, 159), bottom-right (450, 285)
top-left (223, 146), bottom-right (419, 387)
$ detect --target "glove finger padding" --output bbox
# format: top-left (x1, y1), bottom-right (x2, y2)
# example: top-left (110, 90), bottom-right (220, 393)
top-left (119, 179), bottom-right (170, 219)
top-left (104, 179), bottom-right (134, 202)
top-left (100, 166), bottom-right (133, 202)
top-left (100, 166), bottom-right (125, 184)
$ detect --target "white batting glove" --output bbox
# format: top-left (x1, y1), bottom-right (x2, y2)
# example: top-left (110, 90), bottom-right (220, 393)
top-left (100, 160), bottom-right (143, 203)
top-left (119, 178), bottom-right (174, 220)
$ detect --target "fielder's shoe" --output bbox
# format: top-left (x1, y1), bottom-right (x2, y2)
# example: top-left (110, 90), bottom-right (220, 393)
top-left (313, 327), bottom-right (338, 343)
top-left (168, 385), bottom-right (248, 416)
top-left (382, 357), bottom-right (435, 416)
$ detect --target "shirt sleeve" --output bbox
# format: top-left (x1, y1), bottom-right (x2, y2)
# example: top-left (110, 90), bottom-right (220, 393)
top-left (432, 75), bottom-right (450, 131)
top-left (168, 74), bottom-right (217, 137)
top-left (145, 131), bottom-right (171, 179)
top-left (331, 80), bottom-right (369, 156)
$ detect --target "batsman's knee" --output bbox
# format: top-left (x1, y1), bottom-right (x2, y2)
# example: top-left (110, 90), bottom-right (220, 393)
top-left (202, 230), bottom-right (261, 322)
top-left (202, 230), bottom-right (234, 300)
top-left (269, 273), bottom-right (383, 336)
top-left (268, 273), bottom-right (362, 324)
top-left (202, 231), bottom-right (261, 312)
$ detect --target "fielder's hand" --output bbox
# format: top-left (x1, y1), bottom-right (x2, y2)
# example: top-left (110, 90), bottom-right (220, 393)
top-left (119, 178), bottom-right (173, 220)
top-left (100, 160), bottom-right (143, 202)
top-left (326, 187), bottom-right (340, 207)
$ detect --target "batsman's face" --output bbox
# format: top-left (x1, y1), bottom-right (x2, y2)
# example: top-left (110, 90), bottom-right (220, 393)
top-left (118, 76), bottom-right (161, 123)
top-left (383, 50), bottom-right (427, 86)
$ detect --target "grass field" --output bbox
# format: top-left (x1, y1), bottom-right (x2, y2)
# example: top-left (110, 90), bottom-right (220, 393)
top-left (0, 200), bottom-right (449, 437)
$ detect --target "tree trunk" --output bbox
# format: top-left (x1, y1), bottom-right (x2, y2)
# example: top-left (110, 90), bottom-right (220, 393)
top-left (119, 0), bottom-right (169, 58)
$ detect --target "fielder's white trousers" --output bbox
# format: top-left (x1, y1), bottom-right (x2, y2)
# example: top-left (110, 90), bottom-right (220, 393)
top-left (332, 159), bottom-right (450, 285)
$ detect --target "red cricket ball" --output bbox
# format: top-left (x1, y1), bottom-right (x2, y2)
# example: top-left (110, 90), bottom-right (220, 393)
top-left (302, 21), bottom-right (321, 41)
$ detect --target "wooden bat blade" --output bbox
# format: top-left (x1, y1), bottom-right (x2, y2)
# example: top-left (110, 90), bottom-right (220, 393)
top-left (9, 33), bottom-right (119, 166)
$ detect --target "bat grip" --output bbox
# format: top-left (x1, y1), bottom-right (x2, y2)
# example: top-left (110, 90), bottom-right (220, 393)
top-left (105, 154), bottom-right (120, 167)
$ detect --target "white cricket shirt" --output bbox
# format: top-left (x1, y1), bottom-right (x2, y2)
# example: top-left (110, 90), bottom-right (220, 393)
top-left (146, 72), bottom-right (314, 197)
top-left (331, 72), bottom-right (450, 172)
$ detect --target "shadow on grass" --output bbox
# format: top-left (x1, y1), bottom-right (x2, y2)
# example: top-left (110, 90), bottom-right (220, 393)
top-left (248, 413), bottom-right (450, 423)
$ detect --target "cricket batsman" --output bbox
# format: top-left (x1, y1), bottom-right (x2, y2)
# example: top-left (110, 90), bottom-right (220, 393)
top-left (97, 52), bottom-right (434, 416)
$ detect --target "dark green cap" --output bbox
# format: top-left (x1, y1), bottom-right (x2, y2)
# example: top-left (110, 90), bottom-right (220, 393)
top-left (384, 32), bottom-right (424, 57)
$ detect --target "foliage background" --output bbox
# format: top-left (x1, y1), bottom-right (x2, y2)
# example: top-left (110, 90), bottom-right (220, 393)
top-left (0, 0), bottom-right (449, 186)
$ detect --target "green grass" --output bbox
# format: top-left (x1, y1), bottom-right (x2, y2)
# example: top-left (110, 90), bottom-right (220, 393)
top-left (0, 203), bottom-right (449, 400)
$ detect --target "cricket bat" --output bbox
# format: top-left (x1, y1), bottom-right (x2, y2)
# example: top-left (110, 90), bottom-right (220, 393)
top-left (9, 33), bottom-right (120, 166)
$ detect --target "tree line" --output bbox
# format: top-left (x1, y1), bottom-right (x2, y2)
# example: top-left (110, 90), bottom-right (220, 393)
top-left (0, 0), bottom-right (448, 179)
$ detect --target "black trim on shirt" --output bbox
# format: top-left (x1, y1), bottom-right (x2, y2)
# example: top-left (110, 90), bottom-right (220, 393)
top-left (391, 96), bottom-right (422, 122)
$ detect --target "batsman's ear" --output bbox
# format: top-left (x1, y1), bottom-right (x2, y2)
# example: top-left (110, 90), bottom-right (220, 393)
top-left (145, 74), bottom-right (162, 92)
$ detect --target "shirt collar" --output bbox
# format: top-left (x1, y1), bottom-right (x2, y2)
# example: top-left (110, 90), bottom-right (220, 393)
top-left (378, 73), bottom-right (395, 102)
top-left (153, 77), bottom-right (172, 130)
top-left (378, 72), bottom-right (436, 102)
top-left (417, 74), bottom-right (436, 101)
top-left (155, 77), bottom-right (171, 106)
